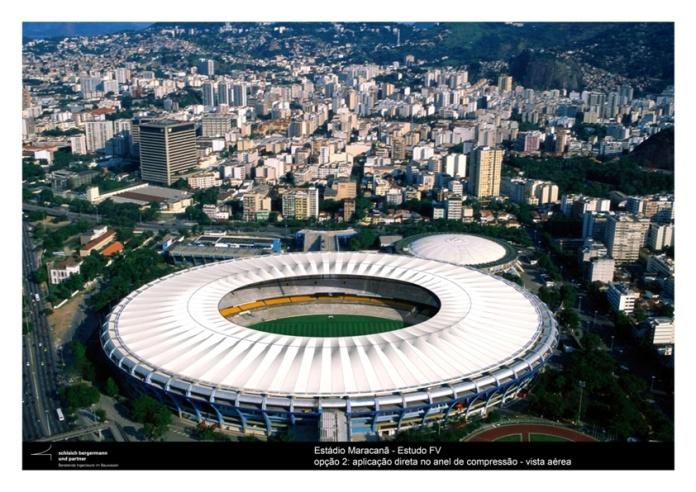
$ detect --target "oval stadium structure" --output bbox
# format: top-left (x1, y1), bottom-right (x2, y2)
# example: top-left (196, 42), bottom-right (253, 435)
top-left (100, 251), bottom-right (557, 440)
top-left (396, 233), bottom-right (519, 272)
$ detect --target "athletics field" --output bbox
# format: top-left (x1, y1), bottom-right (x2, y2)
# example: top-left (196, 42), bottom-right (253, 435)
top-left (465, 423), bottom-right (597, 442)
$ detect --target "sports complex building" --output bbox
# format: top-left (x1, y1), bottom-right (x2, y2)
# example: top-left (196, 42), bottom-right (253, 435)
top-left (395, 233), bottom-right (519, 272)
top-left (100, 251), bottom-right (557, 440)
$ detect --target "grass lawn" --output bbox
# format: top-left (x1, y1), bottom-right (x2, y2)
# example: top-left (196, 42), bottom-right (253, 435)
top-left (529, 433), bottom-right (571, 442)
top-left (250, 314), bottom-right (405, 337)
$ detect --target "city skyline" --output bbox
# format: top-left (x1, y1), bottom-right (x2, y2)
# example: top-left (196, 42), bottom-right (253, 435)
top-left (18, 18), bottom-right (676, 472)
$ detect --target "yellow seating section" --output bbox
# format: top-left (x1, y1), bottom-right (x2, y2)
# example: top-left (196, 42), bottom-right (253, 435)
top-left (219, 293), bottom-right (416, 318)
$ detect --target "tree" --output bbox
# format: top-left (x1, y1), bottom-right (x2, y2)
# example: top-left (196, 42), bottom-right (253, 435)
top-left (499, 272), bottom-right (523, 286)
top-left (193, 188), bottom-right (220, 206)
top-left (194, 424), bottom-right (229, 441)
top-left (87, 248), bottom-right (175, 312)
top-left (38, 188), bottom-right (54, 204)
top-left (350, 228), bottom-right (379, 251)
top-left (560, 284), bottom-right (578, 309)
top-left (614, 311), bottom-right (634, 340)
top-left (32, 267), bottom-right (48, 285)
top-left (94, 408), bottom-right (107, 422)
top-left (23, 160), bottom-right (46, 182)
top-left (68, 340), bottom-right (92, 379)
top-left (131, 396), bottom-right (172, 439)
top-left (354, 197), bottom-right (373, 219)
top-left (60, 383), bottom-right (100, 413)
top-left (27, 210), bottom-right (46, 222)
top-left (116, 227), bottom-right (134, 243)
top-left (655, 303), bottom-right (674, 317)
top-left (171, 178), bottom-right (190, 190)
top-left (537, 286), bottom-right (562, 311)
top-left (80, 251), bottom-right (107, 281)
top-left (105, 377), bottom-right (120, 398)
top-left (558, 308), bottom-right (580, 331)
top-left (582, 332), bottom-right (603, 352)
top-left (184, 205), bottom-right (212, 225)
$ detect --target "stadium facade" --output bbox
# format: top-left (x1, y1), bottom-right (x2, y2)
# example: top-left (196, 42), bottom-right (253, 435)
top-left (101, 252), bottom-right (557, 440)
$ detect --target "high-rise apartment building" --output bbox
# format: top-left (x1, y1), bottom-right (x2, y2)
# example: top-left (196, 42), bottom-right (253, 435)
top-left (343, 198), bottom-right (356, 222)
top-left (468, 147), bottom-right (504, 198)
top-left (648, 223), bottom-right (674, 251)
top-left (335, 179), bottom-right (357, 200)
top-left (22, 86), bottom-right (32, 109)
top-left (80, 76), bottom-right (101, 98)
top-left (139, 120), bottom-right (197, 186)
top-left (446, 195), bottom-right (463, 220)
top-left (588, 258), bottom-right (615, 284)
top-left (70, 135), bottom-right (88, 155)
top-left (201, 114), bottom-right (232, 138)
top-left (607, 282), bottom-right (639, 314)
top-left (555, 127), bottom-right (570, 154)
top-left (497, 74), bottom-right (513, 92)
top-left (198, 59), bottom-right (215, 76)
top-left (202, 81), bottom-right (216, 107)
top-left (242, 191), bottom-right (271, 222)
top-left (605, 214), bottom-right (650, 263)
top-left (85, 120), bottom-right (114, 153)
top-left (115, 68), bottom-right (131, 85)
top-left (130, 117), bottom-right (153, 159)
top-left (282, 187), bottom-right (319, 220)
top-left (444, 153), bottom-right (467, 177)
top-left (233, 83), bottom-right (247, 107)
top-left (217, 81), bottom-right (231, 106)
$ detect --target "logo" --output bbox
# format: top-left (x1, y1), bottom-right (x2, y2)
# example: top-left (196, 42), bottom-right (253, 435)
top-left (29, 444), bottom-right (53, 461)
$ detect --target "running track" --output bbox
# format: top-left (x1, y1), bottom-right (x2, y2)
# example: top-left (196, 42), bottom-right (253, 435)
top-left (465, 424), bottom-right (597, 442)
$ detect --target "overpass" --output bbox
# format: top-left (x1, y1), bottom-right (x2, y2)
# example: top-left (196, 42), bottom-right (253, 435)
top-left (37, 422), bottom-right (110, 442)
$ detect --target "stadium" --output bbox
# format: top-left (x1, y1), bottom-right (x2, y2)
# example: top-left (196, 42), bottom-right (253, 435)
top-left (395, 233), bottom-right (519, 272)
top-left (100, 251), bottom-right (558, 440)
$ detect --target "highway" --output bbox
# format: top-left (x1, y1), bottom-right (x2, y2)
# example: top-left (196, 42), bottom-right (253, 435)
top-left (22, 221), bottom-right (69, 441)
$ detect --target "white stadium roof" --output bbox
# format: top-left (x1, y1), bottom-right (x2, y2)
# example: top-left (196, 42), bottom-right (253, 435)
top-left (102, 252), bottom-right (555, 399)
top-left (407, 233), bottom-right (509, 267)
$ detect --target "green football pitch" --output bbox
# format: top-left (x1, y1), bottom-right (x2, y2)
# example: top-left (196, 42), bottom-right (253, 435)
top-left (250, 314), bottom-right (405, 337)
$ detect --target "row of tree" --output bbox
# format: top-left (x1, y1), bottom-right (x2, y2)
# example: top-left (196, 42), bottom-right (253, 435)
top-left (506, 155), bottom-right (674, 197)
top-left (87, 248), bottom-right (175, 312)
top-left (527, 333), bottom-right (672, 441)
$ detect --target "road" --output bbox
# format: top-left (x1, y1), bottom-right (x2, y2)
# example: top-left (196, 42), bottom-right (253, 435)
top-left (22, 221), bottom-right (70, 441)
top-left (22, 202), bottom-right (292, 237)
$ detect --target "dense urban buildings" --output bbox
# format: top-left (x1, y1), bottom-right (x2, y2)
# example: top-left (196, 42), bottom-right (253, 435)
top-left (20, 21), bottom-right (675, 447)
